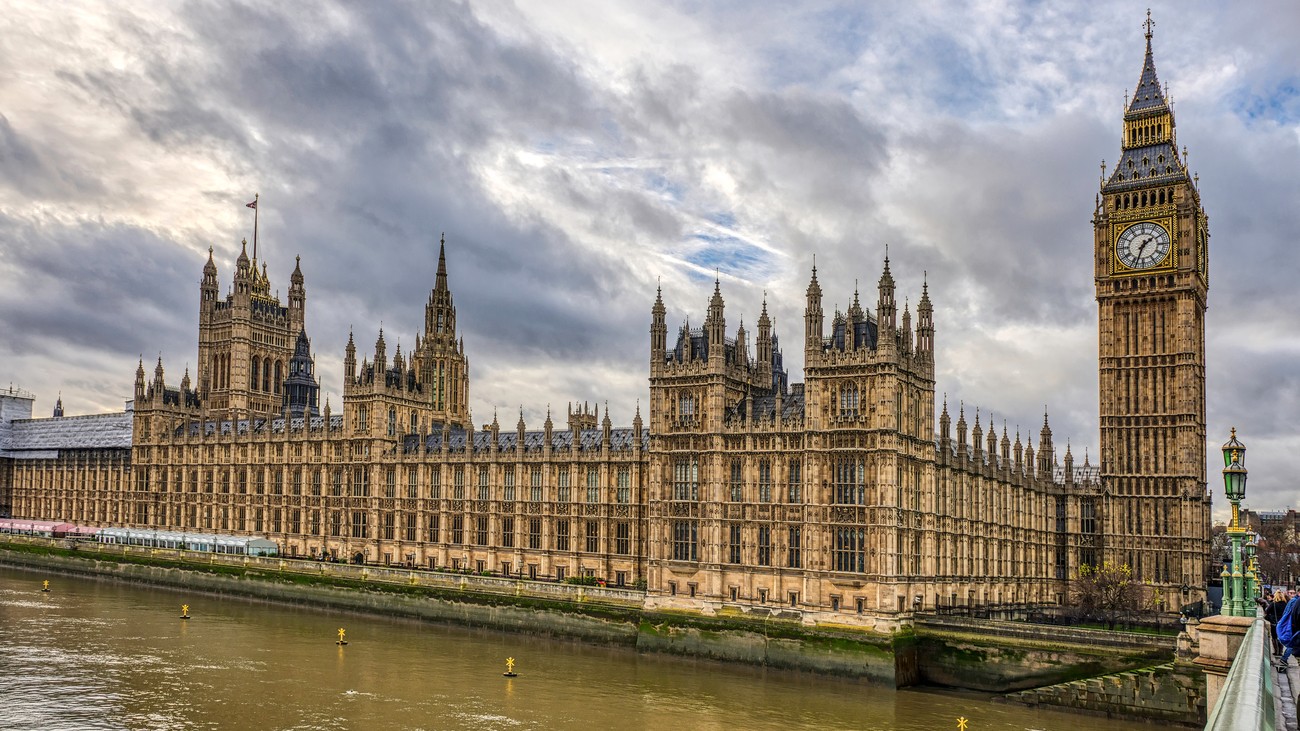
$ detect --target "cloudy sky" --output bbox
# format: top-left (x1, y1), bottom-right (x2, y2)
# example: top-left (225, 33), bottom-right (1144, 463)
top-left (1, 1), bottom-right (1296, 519)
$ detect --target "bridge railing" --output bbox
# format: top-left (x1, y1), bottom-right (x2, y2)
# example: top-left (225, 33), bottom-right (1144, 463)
top-left (1204, 616), bottom-right (1278, 731)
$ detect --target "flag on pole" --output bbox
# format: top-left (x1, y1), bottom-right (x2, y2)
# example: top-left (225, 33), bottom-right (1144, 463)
top-left (246, 199), bottom-right (258, 209)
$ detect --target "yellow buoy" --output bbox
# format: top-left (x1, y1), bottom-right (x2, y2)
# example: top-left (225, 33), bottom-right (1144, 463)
top-left (41, 580), bottom-right (50, 593)
top-left (336, 627), bottom-right (348, 646)
top-left (503, 657), bottom-right (518, 677)
top-left (180, 604), bottom-right (190, 619)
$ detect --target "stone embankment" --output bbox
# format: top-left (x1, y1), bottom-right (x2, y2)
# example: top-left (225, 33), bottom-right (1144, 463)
top-left (1, 536), bottom-right (1185, 708)
top-left (997, 662), bottom-right (1205, 727)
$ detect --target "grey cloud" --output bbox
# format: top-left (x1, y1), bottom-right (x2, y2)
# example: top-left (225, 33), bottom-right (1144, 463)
top-left (0, 213), bottom-right (194, 362)
top-left (1, 0), bottom-right (1296, 516)
top-left (0, 114), bottom-right (105, 200)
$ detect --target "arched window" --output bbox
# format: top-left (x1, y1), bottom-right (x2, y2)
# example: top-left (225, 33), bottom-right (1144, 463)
top-left (263, 357), bottom-right (272, 392)
top-left (274, 361), bottom-right (282, 394)
top-left (251, 358), bottom-right (260, 391)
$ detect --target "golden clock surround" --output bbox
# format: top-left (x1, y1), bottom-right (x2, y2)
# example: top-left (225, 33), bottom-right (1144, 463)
top-left (1110, 215), bottom-right (1176, 275)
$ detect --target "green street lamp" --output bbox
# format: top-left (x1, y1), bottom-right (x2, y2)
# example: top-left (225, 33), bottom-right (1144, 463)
top-left (1220, 428), bottom-right (1254, 617)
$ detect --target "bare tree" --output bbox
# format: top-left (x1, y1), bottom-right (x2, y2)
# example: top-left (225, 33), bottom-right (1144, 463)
top-left (1071, 561), bottom-right (1142, 629)
top-left (1256, 523), bottom-right (1300, 589)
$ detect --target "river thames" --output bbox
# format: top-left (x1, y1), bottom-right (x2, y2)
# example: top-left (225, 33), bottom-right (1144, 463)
top-left (0, 566), bottom-right (1156, 730)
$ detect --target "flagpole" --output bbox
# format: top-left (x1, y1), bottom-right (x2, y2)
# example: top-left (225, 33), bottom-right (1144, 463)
top-left (253, 192), bottom-right (259, 261)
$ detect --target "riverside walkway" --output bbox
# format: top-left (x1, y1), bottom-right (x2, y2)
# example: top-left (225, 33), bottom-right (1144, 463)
top-left (1203, 614), bottom-right (1297, 731)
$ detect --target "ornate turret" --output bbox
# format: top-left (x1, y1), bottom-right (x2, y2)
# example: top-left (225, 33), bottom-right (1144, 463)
top-left (756, 295), bottom-right (772, 385)
top-left (201, 247), bottom-right (219, 303)
top-left (1038, 410), bottom-right (1054, 478)
top-left (134, 358), bottom-right (146, 401)
top-left (651, 284), bottom-right (667, 369)
top-left (152, 356), bottom-right (165, 398)
top-left (987, 414), bottom-right (999, 465)
top-left (1014, 429), bottom-right (1024, 473)
top-left (1101, 11), bottom-right (1190, 200)
top-left (956, 403), bottom-right (968, 456)
top-left (939, 396), bottom-right (951, 450)
top-left (283, 329), bottom-right (319, 419)
top-left (602, 402), bottom-right (612, 448)
top-left (876, 252), bottom-right (897, 344)
top-left (804, 263), bottom-right (824, 357)
top-left (847, 284), bottom-right (864, 350)
top-left (53, 395), bottom-right (63, 418)
top-left (344, 330), bottom-right (357, 381)
top-left (916, 275), bottom-right (934, 358)
top-left (735, 319), bottom-right (748, 368)
top-left (901, 300), bottom-right (913, 353)
top-left (415, 234), bottom-right (470, 427)
top-left (1063, 442), bottom-right (1075, 484)
top-left (705, 277), bottom-right (726, 360)
top-left (632, 401), bottom-right (643, 445)
top-left (288, 255), bottom-right (305, 314)
top-left (374, 329), bottom-right (387, 373)
top-left (234, 239), bottom-right (252, 295)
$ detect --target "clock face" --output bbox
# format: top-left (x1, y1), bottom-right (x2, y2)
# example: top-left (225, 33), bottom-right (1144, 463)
top-left (1116, 221), bottom-right (1171, 270)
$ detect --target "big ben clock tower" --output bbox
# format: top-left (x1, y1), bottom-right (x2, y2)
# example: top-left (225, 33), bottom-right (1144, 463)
top-left (1094, 13), bottom-right (1211, 610)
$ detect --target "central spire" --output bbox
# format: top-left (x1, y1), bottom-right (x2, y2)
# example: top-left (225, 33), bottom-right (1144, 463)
top-left (1127, 9), bottom-right (1167, 115)
top-left (435, 233), bottom-right (449, 292)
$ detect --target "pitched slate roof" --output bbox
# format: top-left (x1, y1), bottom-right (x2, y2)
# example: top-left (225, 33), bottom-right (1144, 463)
top-left (1, 412), bottom-right (133, 457)
top-left (405, 425), bottom-right (648, 454)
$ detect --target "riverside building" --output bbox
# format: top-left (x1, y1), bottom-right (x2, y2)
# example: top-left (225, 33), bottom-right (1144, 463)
top-left (0, 24), bottom-right (1210, 628)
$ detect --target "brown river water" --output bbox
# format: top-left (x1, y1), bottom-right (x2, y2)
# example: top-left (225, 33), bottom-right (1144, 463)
top-left (0, 565), bottom-right (1156, 730)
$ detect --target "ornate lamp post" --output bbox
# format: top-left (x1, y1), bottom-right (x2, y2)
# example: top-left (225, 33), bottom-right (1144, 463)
top-left (1220, 428), bottom-right (1254, 616)
top-left (1244, 532), bottom-right (1258, 602)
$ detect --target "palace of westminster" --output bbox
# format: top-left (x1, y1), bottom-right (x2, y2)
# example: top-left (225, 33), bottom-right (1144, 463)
top-left (0, 26), bottom-right (1212, 625)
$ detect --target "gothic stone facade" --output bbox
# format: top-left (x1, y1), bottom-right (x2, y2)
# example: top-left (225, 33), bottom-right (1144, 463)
top-left (0, 27), bottom-right (1211, 623)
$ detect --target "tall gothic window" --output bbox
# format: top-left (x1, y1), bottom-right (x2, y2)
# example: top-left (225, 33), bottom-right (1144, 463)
top-left (757, 526), bottom-right (772, 566)
top-left (615, 522), bottom-right (631, 555)
top-left (834, 528), bottom-right (865, 572)
top-left (672, 459), bottom-right (699, 501)
top-left (729, 459), bottom-right (743, 502)
top-left (787, 460), bottom-right (802, 503)
top-left (671, 520), bottom-right (698, 561)
top-left (557, 467), bottom-right (571, 503)
top-left (833, 458), bottom-right (865, 505)
top-left (678, 393), bottom-right (695, 418)
top-left (838, 383), bottom-right (860, 418)
top-left (616, 467), bottom-right (630, 504)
